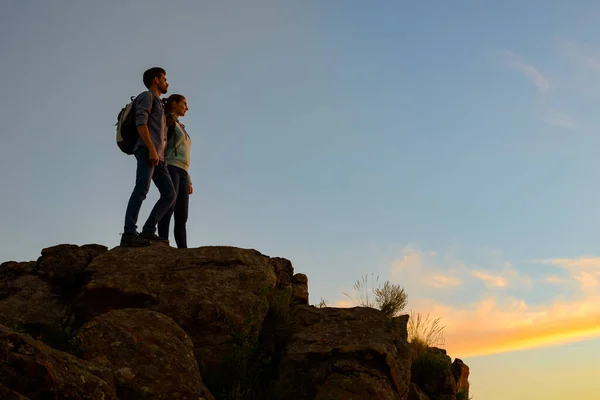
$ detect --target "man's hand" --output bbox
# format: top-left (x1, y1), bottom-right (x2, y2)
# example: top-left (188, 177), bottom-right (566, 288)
top-left (136, 124), bottom-right (159, 166)
top-left (148, 148), bottom-right (159, 166)
top-left (189, 183), bottom-right (194, 195)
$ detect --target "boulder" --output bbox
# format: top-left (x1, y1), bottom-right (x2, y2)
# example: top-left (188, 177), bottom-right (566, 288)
top-left (411, 347), bottom-right (457, 400)
top-left (292, 273), bottom-right (309, 305)
top-left (0, 242), bottom-right (471, 400)
top-left (0, 261), bottom-right (37, 277)
top-left (0, 385), bottom-right (30, 400)
top-left (0, 263), bottom-right (69, 348)
top-left (37, 244), bottom-right (108, 287)
top-left (452, 358), bottom-right (470, 397)
top-left (408, 383), bottom-right (430, 400)
top-left (74, 245), bottom-right (286, 391)
top-left (271, 306), bottom-right (411, 400)
top-left (0, 244), bottom-right (107, 350)
top-left (77, 308), bottom-right (214, 400)
top-left (0, 324), bottom-right (117, 399)
top-left (431, 367), bottom-right (457, 399)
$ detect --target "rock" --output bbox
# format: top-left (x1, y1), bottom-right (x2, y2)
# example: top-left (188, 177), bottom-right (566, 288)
top-left (412, 347), bottom-right (457, 400)
top-left (452, 358), bottom-right (470, 397)
top-left (0, 324), bottom-right (117, 399)
top-left (0, 244), bottom-right (107, 350)
top-left (37, 244), bottom-right (108, 287)
top-left (270, 257), bottom-right (294, 286)
top-left (0, 242), bottom-right (474, 400)
top-left (0, 385), bottom-right (30, 399)
top-left (77, 308), bottom-right (214, 400)
top-left (0, 271), bottom-right (69, 349)
top-left (291, 273), bottom-right (309, 305)
top-left (74, 245), bottom-right (284, 392)
top-left (271, 306), bottom-right (411, 400)
top-left (0, 261), bottom-right (38, 277)
top-left (433, 366), bottom-right (457, 398)
top-left (408, 383), bottom-right (430, 400)
top-left (429, 347), bottom-right (447, 356)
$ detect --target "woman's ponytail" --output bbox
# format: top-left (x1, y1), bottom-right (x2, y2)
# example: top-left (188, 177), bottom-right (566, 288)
top-left (163, 94), bottom-right (185, 127)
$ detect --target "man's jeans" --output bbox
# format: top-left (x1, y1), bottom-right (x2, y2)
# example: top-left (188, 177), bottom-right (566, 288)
top-left (124, 146), bottom-right (176, 234)
top-left (158, 165), bottom-right (190, 248)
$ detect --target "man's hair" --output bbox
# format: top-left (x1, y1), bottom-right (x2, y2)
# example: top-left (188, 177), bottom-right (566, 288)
top-left (142, 67), bottom-right (166, 88)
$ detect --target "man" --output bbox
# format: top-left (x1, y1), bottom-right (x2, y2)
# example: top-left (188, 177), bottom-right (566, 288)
top-left (121, 67), bottom-right (176, 247)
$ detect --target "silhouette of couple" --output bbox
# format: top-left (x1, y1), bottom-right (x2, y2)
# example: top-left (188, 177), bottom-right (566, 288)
top-left (120, 67), bottom-right (193, 248)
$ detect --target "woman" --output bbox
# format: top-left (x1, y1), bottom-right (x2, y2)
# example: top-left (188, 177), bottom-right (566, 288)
top-left (158, 94), bottom-right (193, 248)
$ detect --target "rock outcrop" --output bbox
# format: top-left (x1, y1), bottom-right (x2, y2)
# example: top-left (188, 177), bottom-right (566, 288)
top-left (72, 245), bottom-right (283, 394)
top-left (0, 244), bottom-right (108, 350)
top-left (77, 308), bottom-right (213, 400)
top-left (409, 346), bottom-right (471, 400)
top-left (0, 324), bottom-right (117, 399)
top-left (272, 306), bottom-right (411, 399)
top-left (408, 383), bottom-right (430, 400)
top-left (0, 242), bottom-right (470, 399)
top-left (452, 358), bottom-right (470, 398)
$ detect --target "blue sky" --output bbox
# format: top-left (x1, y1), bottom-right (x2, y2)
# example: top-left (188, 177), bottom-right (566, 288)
top-left (2, 1), bottom-right (600, 398)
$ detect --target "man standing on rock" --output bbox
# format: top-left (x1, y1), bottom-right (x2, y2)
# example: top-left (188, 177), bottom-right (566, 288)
top-left (121, 67), bottom-right (176, 247)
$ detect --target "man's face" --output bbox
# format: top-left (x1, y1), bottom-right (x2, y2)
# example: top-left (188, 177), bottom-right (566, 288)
top-left (155, 73), bottom-right (168, 94)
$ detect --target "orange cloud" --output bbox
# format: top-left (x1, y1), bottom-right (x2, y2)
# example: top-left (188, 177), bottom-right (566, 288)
top-left (535, 257), bottom-right (600, 294)
top-left (389, 247), bottom-right (465, 289)
top-left (331, 299), bottom-right (356, 308)
top-left (420, 295), bottom-right (600, 357)
top-left (331, 248), bottom-right (600, 358)
top-left (471, 270), bottom-right (508, 287)
top-left (429, 274), bottom-right (462, 288)
top-left (544, 275), bottom-right (566, 284)
top-left (471, 262), bottom-right (531, 289)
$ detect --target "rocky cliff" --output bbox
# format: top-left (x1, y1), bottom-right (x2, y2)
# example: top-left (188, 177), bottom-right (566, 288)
top-left (0, 243), bottom-right (470, 399)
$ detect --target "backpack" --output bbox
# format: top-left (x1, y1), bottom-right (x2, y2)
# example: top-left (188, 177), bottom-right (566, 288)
top-left (116, 93), bottom-right (154, 155)
top-left (116, 96), bottom-right (139, 154)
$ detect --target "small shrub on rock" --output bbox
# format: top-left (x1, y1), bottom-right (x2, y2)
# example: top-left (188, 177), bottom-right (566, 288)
top-left (374, 281), bottom-right (408, 317)
top-left (343, 274), bottom-right (408, 317)
top-left (408, 311), bottom-right (445, 348)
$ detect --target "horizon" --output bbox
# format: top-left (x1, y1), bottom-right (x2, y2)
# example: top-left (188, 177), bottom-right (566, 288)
top-left (2, 1), bottom-right (600, 398)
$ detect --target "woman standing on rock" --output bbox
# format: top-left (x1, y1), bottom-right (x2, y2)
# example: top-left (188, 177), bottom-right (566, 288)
top-left (157, 94), bottom-right (193, 248)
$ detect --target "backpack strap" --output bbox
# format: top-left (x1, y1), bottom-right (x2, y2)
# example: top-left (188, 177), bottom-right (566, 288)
top-left (167, 123), bottom-right (177, 156)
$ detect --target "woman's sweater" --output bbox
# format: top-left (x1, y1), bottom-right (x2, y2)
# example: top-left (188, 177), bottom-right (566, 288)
top-left (165, 115), bottom-right (193, 185)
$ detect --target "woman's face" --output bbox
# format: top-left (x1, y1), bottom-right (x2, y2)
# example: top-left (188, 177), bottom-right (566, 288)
top-left (173, 97), bottom-right (188, 117)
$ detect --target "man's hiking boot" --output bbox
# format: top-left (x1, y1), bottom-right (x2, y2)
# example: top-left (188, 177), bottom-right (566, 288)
top-left (120, 232), bottom-right (150, 247)
top-left (141, 231), bottom-right (169, 244)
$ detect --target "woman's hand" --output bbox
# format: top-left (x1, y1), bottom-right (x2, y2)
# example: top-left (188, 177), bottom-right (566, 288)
top-left (189, 183), bottom-right (194, 195)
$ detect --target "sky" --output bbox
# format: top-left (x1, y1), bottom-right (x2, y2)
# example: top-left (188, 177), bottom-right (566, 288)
top-left (1, 1), bottom-right (600, 398)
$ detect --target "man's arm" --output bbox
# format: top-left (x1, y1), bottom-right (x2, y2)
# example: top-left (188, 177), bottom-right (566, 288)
top-left (137, 124), bottom-right (159, 165)
top-left (135, 92), bottom-right (159, 165)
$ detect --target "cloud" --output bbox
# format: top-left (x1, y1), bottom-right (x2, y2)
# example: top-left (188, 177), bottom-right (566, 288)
top-left (438, 256), bottom-right (600, 356)
top-left (558, 39), bottom-right (600, 71)
top-left (331, 299), bottom-right (356, 308)
top-left (472, 270), bottom-right (507, 287)
top-left (544, 275), bottom-right (566, 284)
top-left (389, 247), bottom-right (465, 289)
top-left (501, 50), bottom-right (550, 93)
top-left (430, 274), bottom-right (462, 288)
top-left (332, 247), bottom-right (600, 358)
top-left (542, 112), bottom-right (576, 130)
top-left (423, 294), bottom-right (600, 357)
top-left (471, 262), bottom-right (531, 289)
top-left (534, 257), bottom-right (600, 294)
